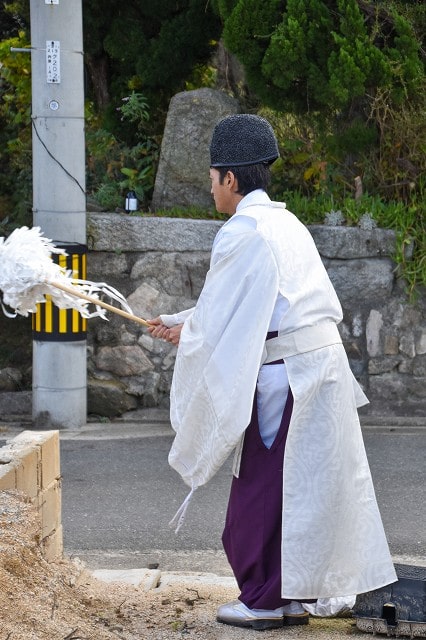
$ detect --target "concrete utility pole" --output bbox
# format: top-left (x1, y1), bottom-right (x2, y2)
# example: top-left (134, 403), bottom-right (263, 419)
top-left (30, 0), bottom-right (87, 428)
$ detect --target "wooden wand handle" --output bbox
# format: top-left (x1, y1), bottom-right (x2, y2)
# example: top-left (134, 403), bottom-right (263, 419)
top-left (49, 280), bottom-right (150, 327)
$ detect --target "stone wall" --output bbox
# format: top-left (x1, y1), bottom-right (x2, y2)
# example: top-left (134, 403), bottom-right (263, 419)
top-left (86, 213), bottom-right (425, 418)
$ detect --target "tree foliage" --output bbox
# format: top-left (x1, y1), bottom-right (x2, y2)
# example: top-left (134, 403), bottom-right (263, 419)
top-left (2, 1), bottom-right (221, 131)
top-left (215, 0), bottom-right (424, 115)
top-left (213, 0), bottom-right (425, 203)
top-left (0, 27), bottom-right (32, 224)
top-left (83, 0), bottom-right (221, 129)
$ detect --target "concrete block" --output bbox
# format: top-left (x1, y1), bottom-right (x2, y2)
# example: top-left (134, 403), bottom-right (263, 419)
top-left (11, 431), bottom-right (60, 490)
top-left (0, 463), bottom-right (17, 490)
top-left (39, 432), bottom-right (60, 489)
top-left (40, 479), bottom-right (61, 538)
top-left (42, 524), bottom-right (63, 562)
top-left (15, 447), bottom-right (40, 500)
top-left (93, 568), bottom-right (161, 590)
top-left (0, 431), bottom-right (63, 564)
top-left (0, 444), bottom-right (16, 463)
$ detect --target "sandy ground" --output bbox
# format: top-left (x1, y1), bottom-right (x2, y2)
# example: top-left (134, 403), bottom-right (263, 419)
top-left (0, 490), bottom-right (372, 640)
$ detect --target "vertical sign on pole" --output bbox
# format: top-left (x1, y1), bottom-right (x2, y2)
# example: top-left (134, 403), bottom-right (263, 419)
top-left (46, 41), bottom-right (61, 83)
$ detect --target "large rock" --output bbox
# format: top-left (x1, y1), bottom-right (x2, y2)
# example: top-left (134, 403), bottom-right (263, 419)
top-left (126, 282), bottom-right (191, 320)
top-left (0, 368), bottom-right (23, 391)
top-left (130, 252), bottom-right (210, 298)
top-left (95, 345), bottom-right (153, 377)
top-left (87, 213), bottom-right (222, 252)
top-left (311, 226), bottom-right (396, 259)
top-left (325, 258), bottom-right (395, 304)
top-left (0, 391), bottom-right (32, 417)
top-left (87, 378), bottom-right (138, 417)
top-left (151, 88), bottom-right (239, 211)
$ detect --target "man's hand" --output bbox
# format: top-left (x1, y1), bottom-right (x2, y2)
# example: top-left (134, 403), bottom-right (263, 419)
top-left (148, 317), bottom-right (183, 346)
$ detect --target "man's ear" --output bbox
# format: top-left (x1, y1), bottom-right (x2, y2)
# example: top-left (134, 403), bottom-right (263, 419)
top-left (227, 171), bottom-right (238, 190)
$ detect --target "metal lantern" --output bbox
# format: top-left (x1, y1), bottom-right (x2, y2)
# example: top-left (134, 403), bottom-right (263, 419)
top-left (125, 190), bottom-right (138, 212)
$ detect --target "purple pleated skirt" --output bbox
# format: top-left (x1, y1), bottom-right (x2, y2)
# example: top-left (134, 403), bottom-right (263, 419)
top-left (222, 388), bottom-right (294, 609)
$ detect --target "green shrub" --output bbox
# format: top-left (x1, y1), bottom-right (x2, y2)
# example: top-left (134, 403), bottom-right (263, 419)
top-left (85, 93), bottom-right (159, 210)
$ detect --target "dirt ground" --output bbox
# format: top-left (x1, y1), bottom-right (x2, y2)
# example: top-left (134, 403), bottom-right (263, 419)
top-left (0, 491), bottom-right (372, 640)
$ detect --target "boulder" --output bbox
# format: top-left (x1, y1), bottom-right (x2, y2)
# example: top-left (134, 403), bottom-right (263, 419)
top-left (151, 88), bottom-right (239, 211)
top-left (0, 367), bottom-right (23, 391)
top-left (87, 378), bottom-right (138, 418)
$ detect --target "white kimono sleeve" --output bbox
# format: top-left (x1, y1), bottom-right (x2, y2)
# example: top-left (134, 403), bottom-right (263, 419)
top-left (168, 227), bottom-right (279, 489)
top-left (160, 308), bottom-right (194, 327)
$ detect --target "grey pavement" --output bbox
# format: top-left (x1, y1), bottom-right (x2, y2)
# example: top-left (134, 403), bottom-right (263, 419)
top-left (1, 410), bottom-right (425, 593)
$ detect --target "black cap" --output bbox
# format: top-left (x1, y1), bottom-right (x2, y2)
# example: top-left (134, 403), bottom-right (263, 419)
top-left (210, 114), bottom-right (279, 167)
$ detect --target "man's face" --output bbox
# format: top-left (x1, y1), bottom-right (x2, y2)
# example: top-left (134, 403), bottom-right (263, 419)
top-left (209, 168), bottom-right (236, 216)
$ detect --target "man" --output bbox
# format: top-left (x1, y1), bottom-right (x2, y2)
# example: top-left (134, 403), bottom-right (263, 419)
top-left (148, 114), bottom-right (397, 630)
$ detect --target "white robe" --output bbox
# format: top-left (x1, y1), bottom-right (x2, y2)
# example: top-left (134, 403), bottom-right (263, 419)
top-left (161, 190), bottom-right (397, 599)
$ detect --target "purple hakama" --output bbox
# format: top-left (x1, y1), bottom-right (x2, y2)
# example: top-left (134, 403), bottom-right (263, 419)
top-left (222, 386), bottom-right (294, 610)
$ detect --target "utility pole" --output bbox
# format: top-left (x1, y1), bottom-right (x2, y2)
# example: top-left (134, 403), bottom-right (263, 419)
top-left (30, 0), bottom-right (87, 428)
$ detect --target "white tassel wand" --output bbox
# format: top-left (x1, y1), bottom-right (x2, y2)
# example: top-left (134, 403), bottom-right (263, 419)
top-left (0, 226), bottom-right (149, 326)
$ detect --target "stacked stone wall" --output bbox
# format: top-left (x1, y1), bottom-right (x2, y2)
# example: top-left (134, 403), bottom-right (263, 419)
top-left (86, 213), bottom-right (425, 418)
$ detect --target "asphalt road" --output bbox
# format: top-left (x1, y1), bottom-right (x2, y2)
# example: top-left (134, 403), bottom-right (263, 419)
top-left (59, 427), bottom-right (426, 573)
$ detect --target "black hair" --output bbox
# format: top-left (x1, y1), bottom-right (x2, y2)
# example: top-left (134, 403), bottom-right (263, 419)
top-left (217, 163), bottom-right (271, 196)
